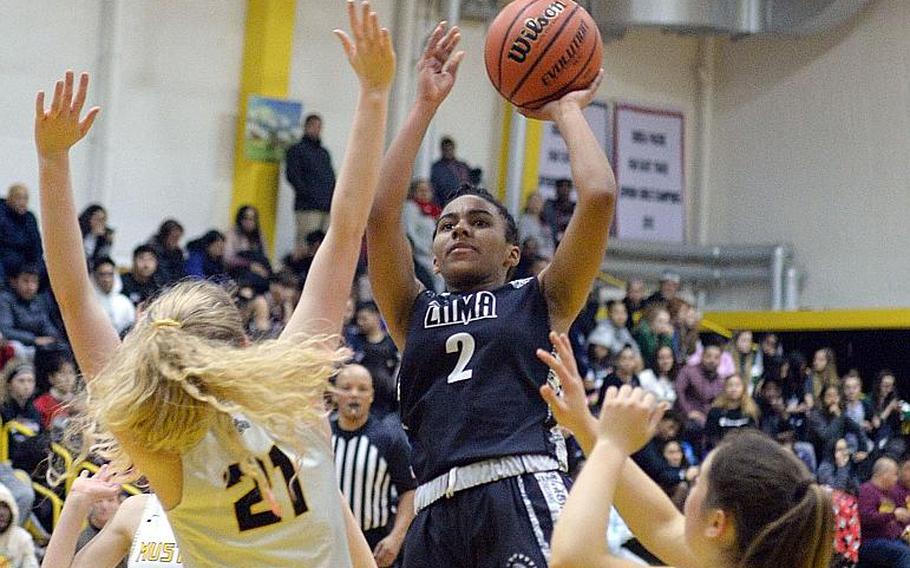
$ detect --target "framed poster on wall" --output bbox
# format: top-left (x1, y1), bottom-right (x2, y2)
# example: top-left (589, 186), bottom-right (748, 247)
top-left (613, 104), bottom-right (685, 242)
top-left (537, 100), bottom-right (611, 201)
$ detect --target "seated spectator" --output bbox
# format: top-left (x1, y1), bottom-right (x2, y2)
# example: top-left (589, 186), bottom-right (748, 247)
top-left (638, 344), bottom-right (678, 405)
top-left (0, 264), bottom-right (62, 359)
top-left (668, 296), bottom-right (700, 364)
top-left (809, 384), bottom-right (870, 471)
top-left (583, 336), bottom-right (612, 407)
top-left (780, 350), bottom-right (811, 410)
top-left (513, 239), bottom-right (548, 281)
top-left (587, 300), bottom-right (639, 358)
top-left (224, 205), bottom-right (271, 277)
top-left (631, 411), bottom-right (699, 511)
top-left (0, 483), bottom-right (37, 567)
top-left (243, 271), bottom-right (299, 339)
top-left (643, 269), bottom-right (680, 308)
top-left (596, 344), bottom-right (640, 408)
top-left (74, 488), bottom-right (127, 568)
top-left (33, 350), bottom-right (77, 430)
top-left (817, 438), bottom-right (862, 495)
top-left (858, 457), bottom-right (910, 567)
top-left (403, 179), bottom-right (443, 292)
top-left (704, 374), bottom-right (759, 451)
top-left (727, 330), bottom-right (762, 393)
top-left (517, 192), bottom-right (555, 260)
top-left (757, 378), bottom-right (811, 446)
top-left (185, 230), bottom-right (228, 281)
top-left (842, 370), bottom-right (874, 434)
top-left (542, 178), bottom-right (575, 245)
top-left (148, 219), bottom-right (186, 285)
top-left (120, 244), bottom-right (163, 307)
top-left (0, 184), bottom-right (43, 287)
top-left (872, 369), bottom-right (905, 458)
top-left (350, 302), bottom-right (399, 416)
top-left (675, 343), bottom-right (724, 454)
top-left (0, 337), bottom-right (12, 372)
top-left (805, 347), bottom-right (840, 407)
top-left (91, 258), bottom-right (135, 335)
top-left (622, 278), bottom-right (645, 330)
top-left (282, 230), bottom-right (324, 283)
top-left (895, 457), bottom-right (910, 510)
top-left (78, 204), bottom-right (114, 267)
top-left (756, 332), bottom-right (782, 377)
top-left (1, 361), bottom-right (49, 476)
top-left (633, 303), bottom-right (674, 370)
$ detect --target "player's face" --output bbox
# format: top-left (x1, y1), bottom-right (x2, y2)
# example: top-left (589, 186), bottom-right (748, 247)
top-left (433, 196), bottom-right (519, 292)
top-left (335, 369), bottom-right (374, 422)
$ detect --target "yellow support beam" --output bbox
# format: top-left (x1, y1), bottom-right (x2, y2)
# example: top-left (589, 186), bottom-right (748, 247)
top-left (702, 309), bottom-right (910, 332)
top-left (496, 104), bottom-right (544, 208)
top-left (231, 0), bottom-right (297, 253)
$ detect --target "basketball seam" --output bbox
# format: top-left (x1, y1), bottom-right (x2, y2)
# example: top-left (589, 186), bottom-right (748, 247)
top-left (507, 3), bottom-right (582, 101)
top-left (518, 23), bottom-right (600, 108)
top-left (495, 1), bottom-right (543, 93)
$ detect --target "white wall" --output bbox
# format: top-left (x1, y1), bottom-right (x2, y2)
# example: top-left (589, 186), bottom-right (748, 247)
top-left (708, 0), bottom-right (910, 308)
top-left (0, 0), bottom-right (245, 264)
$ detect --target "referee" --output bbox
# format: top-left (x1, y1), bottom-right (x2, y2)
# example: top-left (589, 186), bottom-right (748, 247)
top-left (331, 364), bottom-right (416, 568)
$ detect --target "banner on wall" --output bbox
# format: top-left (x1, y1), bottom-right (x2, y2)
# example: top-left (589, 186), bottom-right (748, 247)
top-left (613, 104), bottom-right (685, 242)
top-left (536, 101), bottom-right (611, 201)
top-left (245, 96), bottom-right (303, 162)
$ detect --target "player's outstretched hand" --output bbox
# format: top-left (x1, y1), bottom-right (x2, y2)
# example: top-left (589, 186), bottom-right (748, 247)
top-left (597, 385), bottom-right (666, 456)
top-left (537, 332), bottom-right (595, 438)
top-left (35, 70), bottom-right (100, 158)
top-left (517, 68), bottom-right (604, 122)
top-left (416, 22), bottom-right (465, 108)
top-left (68, 465), bottom-right (122, 504)
top-left (334, 0), bottom-right (396, 93)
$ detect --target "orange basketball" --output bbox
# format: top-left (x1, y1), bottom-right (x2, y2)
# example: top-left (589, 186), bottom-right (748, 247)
top-left (485, 0), bottom-right (603, 109)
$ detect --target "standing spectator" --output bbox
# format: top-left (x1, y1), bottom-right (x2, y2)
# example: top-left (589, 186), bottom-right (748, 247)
top-left (148, 219), bottom-right (186, 285)
top-left (91, 258), bottom-right (135, 335)
top-left (0, 264), bottom-right (62, 359)
top-left (517, 193), bottom-right (555, 260)
top-left (809, 384), bottom-right (870, 470)
top-left (704, 374), bottom-right (759, 451)
top-left (872, 370), bottom-right (905, 458)
top-left (120, 245), bottom-right (162, 307)
top-left (596, 345), bottom-right (640, 407)
top-left (542, 178), bottom-right (575, 245)
top-left (817, 438), bottom-right (862, 495)
top-left (622, 278), bottom-right (646, 330)
top-left (224, 205), bottom-right (270, 275)
top-left (0, 483), bottom-right (37, 568)
top-left (185, 230), bottom-right (228, 281)
top-left (429, 136), bottom-right (471, 205)
top-left (33, 350), bottom-right (76, 430)
top-left (286, 113), bottom-right (335, 247)
top-left (73, 486), bottom-right (127, 568)
top-left (638, 344), bottom-right (678, 405)
top-left (675, 343), bottom-right (725, 450)
top-left (587, 300), bottom-right (639, 358)
top-left (403, 180), bottom-right (442, 292)
top-left (643, 270), bottom-right (680, 308)
top-left (0, 184), bottom-right (43, 287)
top-left (806, 347), bottom-right (840, 406)
top-left (77, 204), bottom-right (113, 266)
top-left (633, 303), bottom-right (674, 370)
top-left (331, 365), bottom-right (416, 567)
top-left (857, 458), bottom-right (910, 567)
top-left (351, 303), bottom-right (399, 416)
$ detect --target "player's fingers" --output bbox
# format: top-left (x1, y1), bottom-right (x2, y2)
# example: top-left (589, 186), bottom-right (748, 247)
top-left (333, 30), bottom-right (355, 59)
top-left (359, 1), bottom-right (371, 40)
top-left (35, 91), bottom-right (45, 119)
top-left (79, 107), bottom-right (101, 136)
top-left (539, 385), bottom-right (562, 409)
top-left (61, 70), bottom-right (75, 112)
top-left (50, 80), bottom-right (64, 114)
top-left (443, 50), bottom-right (465, 78)
top-left (441, 28), bottom-right (461, 56)
top-left (380, 28), bottom-right (392, 54)
top-left (425, 22), bottom-right (446, 58)
top-left (72, 72), bottom-right (89, 114)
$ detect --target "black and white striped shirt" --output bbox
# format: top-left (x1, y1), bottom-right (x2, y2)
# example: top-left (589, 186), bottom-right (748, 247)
top-left (331, 415), bottom-right (417, 531)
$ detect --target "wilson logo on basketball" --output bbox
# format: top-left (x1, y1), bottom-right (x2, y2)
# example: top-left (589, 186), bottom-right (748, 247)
top-left (507, 1), bottom-right (568, 63)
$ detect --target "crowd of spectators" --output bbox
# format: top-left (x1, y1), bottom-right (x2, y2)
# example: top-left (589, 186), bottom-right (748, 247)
top-left (0, 144), bottom-right (908, 566)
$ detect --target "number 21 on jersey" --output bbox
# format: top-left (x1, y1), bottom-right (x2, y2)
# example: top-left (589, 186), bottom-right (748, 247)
top-left (446, 332), bottom-right (476, 383)
top-left (225, 445), bottom-right (308, 532)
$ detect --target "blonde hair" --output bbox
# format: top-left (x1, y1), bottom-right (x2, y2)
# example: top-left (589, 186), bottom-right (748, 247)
top-left (62, 281), bottom-right (347, 490)
top-left (712, 374), bottom-right (761, 423)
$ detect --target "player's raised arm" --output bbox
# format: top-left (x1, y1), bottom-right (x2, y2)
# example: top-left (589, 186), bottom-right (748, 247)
top-left (35, 71), bottom-right (120, 378)
top-left (518, 72), bottom-right (617, 333)
top-left (366, 23), bottom-right (463, 349)
top-left (282, 0), bottom-right (395, 341)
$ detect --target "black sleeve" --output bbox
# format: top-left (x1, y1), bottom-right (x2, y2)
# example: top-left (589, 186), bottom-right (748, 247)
top-left (387, 422), bottom-right (417, 493)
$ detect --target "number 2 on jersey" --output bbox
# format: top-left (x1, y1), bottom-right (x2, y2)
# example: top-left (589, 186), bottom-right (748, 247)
top-left (446, 332), bottom-right (476, 383)
top-left (225, 445), bottom-right (308, 532)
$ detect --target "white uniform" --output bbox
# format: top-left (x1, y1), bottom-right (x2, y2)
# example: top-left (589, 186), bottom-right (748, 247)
top-left (128, 495), bottom-right (182, 567)
top-left (166, 418), bottom-right (352, 568)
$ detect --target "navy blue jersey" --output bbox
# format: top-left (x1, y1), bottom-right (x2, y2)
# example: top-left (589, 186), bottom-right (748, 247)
top-left (398, 277), bottom-right (564, 483)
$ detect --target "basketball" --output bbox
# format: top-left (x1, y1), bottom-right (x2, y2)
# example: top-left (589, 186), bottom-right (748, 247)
top-left (484, 0), bottom-right (603, 109)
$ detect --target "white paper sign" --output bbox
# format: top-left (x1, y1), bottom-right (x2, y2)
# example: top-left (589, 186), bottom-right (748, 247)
top-left (537, 101), bottom-right (611, 201)
top-left (614, 104), bottom-right (685, 242)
